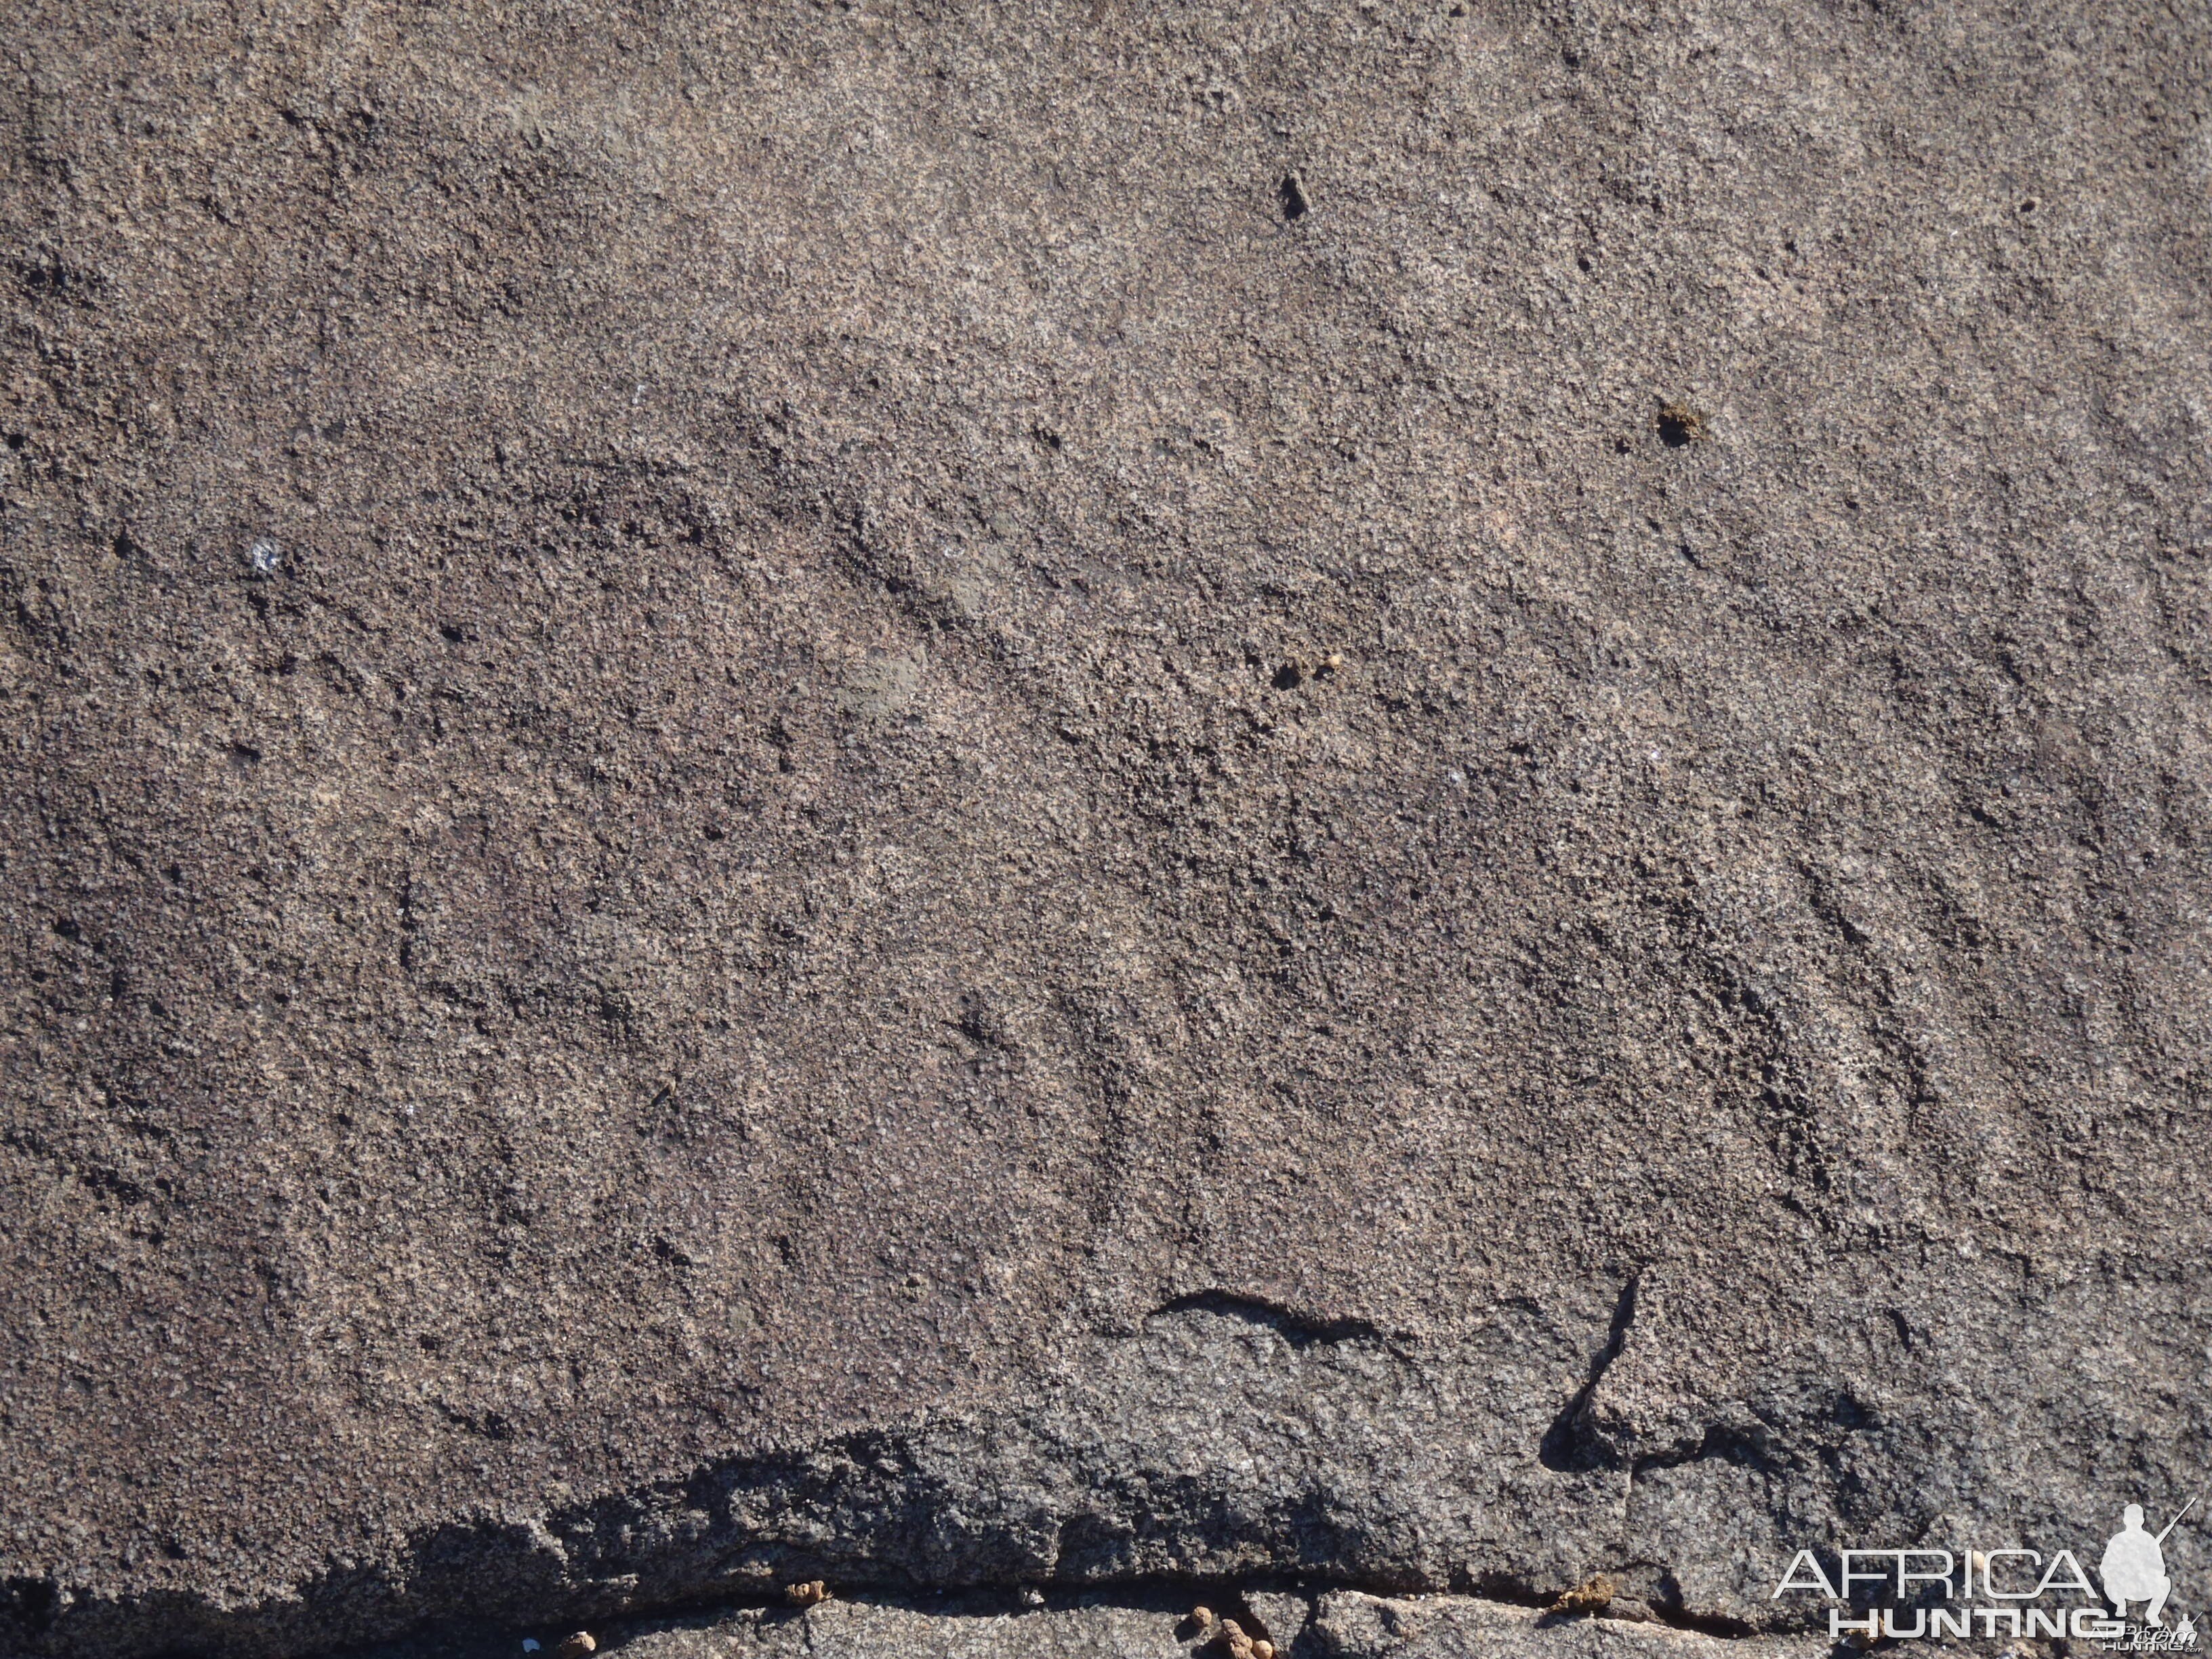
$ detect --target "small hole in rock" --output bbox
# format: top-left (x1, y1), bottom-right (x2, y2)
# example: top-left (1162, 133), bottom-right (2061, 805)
top-left (1278, 172), bottom-right (1310, 220)
top-left (1656, 401), bottom-right (1711, 448)
top-left (1272, 663), bottom-right (1303, 690)
top-left (438, 623), bottom-right (466, 644)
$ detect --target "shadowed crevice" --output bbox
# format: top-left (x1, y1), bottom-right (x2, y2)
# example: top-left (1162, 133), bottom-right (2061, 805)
top-left (1538, 1273), bottom-right (1640, 1473)
top-left (1145, 1290), bottom-right (1391, 1348)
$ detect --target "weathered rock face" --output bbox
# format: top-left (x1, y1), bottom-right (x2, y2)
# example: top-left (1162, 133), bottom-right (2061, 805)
top-left (3, 1), bottom-right (2208, 1654)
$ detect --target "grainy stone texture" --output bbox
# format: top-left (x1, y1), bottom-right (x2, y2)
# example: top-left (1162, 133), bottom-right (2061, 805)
top-left (343, 1589), bottom-right (1830, 1659)
top-left (2, 1), bottom-right (2209, 1655)
top-left (1298, 1595), bottom-right (1821, 1659)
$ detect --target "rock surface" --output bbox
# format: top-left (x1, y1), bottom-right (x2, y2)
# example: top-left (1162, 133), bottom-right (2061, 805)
top-left (2, 1), bottom-right (2209, 1655)
top-left (352, 1591), bottom-right (1828, 1659)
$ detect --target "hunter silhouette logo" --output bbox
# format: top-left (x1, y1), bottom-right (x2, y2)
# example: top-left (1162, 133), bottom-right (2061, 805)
top-left (2105, 1498), bottom-right (2198, 1630)
top-left (1773, 1492), bottom-right (2202, 1648)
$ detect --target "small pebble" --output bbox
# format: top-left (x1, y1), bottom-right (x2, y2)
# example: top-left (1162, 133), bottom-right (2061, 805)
top-left (1547, 1574), bottom-right (1615, 1616)
top-left (1190, 1604), bottom-right (1214, 1629)
top-left (554, 1635), bottom-right (596, 1659)
top-left (1254, 1643), bottom-right (1276, 1659)
top-left (786, 1579), bottom-right (829, 1607)
top-left (520, 1644), bottom-right (539, 1655)
top-left (1019, 1586), bottom-right (1045, 1607)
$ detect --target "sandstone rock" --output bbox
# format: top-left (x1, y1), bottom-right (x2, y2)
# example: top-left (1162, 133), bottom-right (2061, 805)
top-left (1, 1), bottom-right (2205, 1655)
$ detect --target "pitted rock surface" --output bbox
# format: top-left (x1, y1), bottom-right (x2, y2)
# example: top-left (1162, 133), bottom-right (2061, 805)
top-left (2, 1), bottom-right (2208, 1654)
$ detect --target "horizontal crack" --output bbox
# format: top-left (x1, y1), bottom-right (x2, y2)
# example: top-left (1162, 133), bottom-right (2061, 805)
top-left (0, 1460), bottom-right (1785, 1658)
top-left (339, 1571), bottom-right (1767, 1656)
top-left (1144, 1290), bottom-right (1397, 1347)
top-left (5, 1294), bottom-right (1815, 1658)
